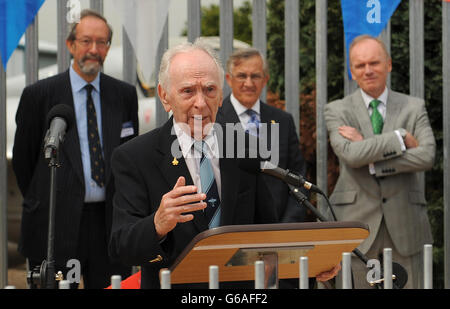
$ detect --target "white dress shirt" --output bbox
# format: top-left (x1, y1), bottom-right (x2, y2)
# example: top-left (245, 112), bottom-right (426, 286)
top-left (173, 120), bottom-right (222, 199)
top-left (230, 93), bottom-right (260, 129)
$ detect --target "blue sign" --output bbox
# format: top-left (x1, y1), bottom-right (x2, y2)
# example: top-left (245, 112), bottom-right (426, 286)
top-left (341, 0), bottom-right (401, 79)
top-left (0, 0), bottom-right (45, 68)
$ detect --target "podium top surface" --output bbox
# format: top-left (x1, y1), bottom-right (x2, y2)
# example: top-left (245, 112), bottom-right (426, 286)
top-left (169, 221), bottom-right (369, 283)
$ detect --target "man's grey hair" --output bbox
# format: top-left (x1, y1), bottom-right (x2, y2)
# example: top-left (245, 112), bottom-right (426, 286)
top-left (226, 48), bottom-right (268, 76)
top-left (158, 38), bottom-right (224, 90)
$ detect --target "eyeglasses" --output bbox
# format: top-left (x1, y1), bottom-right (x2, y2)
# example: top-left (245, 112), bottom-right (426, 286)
top-left (75, 38), bottom-right (110, 49)
top-left (232, 73), bottom-right (264, 82)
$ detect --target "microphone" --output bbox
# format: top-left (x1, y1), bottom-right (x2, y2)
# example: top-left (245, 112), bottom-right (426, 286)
top-left (44, 104), bottom-right (74, 159)
top-left (239, 158), bottom-right (323, 194)
top-left (261, 161), bottom-right (323, 194)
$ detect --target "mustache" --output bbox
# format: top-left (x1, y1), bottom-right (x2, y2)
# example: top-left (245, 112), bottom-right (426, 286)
top-left (81, 54), bottom-right (103, 64)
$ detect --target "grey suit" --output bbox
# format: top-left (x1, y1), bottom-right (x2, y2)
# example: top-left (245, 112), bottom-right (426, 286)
top-left (324, 89), bottom-right (435, 258)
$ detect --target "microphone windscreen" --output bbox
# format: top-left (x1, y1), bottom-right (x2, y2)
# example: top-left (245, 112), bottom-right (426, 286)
top-left (392, 262), bottom-right (408, 289)
top-left (46, 104), bottom-right (75, 130)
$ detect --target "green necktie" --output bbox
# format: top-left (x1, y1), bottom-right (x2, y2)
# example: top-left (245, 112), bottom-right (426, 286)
top-left (369, 99), bottom-right (383, 135)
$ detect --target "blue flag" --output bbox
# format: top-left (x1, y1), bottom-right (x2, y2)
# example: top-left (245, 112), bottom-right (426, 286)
top-left (0, 0), bottom-right (45, 68)
top-left (341, 0), bottom-right (401, 79)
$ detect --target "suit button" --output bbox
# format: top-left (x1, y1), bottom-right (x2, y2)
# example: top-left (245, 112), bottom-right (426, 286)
top-left (382, 198), bottom-right (387, 203)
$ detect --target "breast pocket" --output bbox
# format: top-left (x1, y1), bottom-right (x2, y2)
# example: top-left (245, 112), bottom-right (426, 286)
top-left (330, 191), bottom-right (357, 206)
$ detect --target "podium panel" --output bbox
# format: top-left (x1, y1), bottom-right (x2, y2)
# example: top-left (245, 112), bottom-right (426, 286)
top-left (169, 221), bottom-right (369, 284)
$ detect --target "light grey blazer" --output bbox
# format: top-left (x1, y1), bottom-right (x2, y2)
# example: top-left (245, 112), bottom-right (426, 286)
top-left (324, 89), bottom-right (435, 256)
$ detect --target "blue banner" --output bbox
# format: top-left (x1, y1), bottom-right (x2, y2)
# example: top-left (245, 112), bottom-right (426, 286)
top-left (341, 0), bottom-right (401, 79)
top-left (0, 0), bottom-right (45, 68)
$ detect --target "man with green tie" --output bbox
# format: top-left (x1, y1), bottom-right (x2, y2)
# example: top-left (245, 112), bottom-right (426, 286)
top-left (324, 35), bottom-right (436, 288)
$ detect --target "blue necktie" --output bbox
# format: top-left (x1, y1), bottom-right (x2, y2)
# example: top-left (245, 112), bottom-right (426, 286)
top-left (245, 109), bottom-right (260, 136)
top-left (194, 141), bottom-right (221, 228)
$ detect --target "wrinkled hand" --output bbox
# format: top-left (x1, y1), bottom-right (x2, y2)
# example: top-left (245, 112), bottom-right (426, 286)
top-left (315, 264), bottom-right (341, 282)
top-left (154, 176), bottom-right (207, 240)
top-left (338, 126), bottom-right (363, 142)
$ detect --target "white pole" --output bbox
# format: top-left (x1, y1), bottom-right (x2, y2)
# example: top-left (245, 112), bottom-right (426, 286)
top-left (58, 280), bottom-right (70, 289)
top-left (299, 256), bottom-right (309, 289)
top-left (160, 269), bottom-right (171, 289)
top-left (209, 265), bottom-right (219, 289)
top-left (342, 252), bottom-right (352, 289)
top-left (424, 244), bottom-right (433, 289)
top-left (111, 275), bottom-right (122, 289)
top-left (255, 260), bottom-right (265, 289)
top-left (383, 248), bottom-right (393, 289)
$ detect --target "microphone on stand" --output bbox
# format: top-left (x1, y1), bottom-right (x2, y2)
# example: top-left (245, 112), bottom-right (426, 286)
top-left (27, 104), bottom-right (74, 289)
top-left (44, 104), bottom-right (74, 159)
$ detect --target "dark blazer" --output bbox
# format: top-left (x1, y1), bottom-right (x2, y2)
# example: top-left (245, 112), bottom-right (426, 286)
top-left (12, 70), bottom-right (139, 265)
top-left (216, 96), bottom-right (308, 223)
top-left (109, 117), bottom-right (278, 288)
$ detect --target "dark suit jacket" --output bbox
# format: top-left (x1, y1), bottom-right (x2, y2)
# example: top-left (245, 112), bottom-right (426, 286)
top-left (216, 96), bottom-right (308, 223)
top-left (12, 70), bottom-right (139, 265)
top-left (109, 117), bottom-right (278, 288)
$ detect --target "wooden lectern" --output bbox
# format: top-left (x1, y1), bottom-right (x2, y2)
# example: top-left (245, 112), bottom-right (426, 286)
top-left (169, 221), bottom-right (369, 287)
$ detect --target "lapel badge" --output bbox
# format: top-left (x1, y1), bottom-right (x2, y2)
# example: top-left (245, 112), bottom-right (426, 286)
top-left (172, 157), bottom-right (179, 166)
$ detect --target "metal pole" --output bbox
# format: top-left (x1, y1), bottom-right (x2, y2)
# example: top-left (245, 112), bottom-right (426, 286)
top-left (383, 248), bottom-right (392, 289)
top-left (342, 252), bottom-right (352, 289)
top-left (0, 55), bottom-right (8, 289)
top-left (252, 0), bottom-right (267, 102)
top-left (58, 280), bottom-right (70, 289)
top-left (299, 256), bottom-right (308, 289)
top-left (220, 0), bottom-right (233, 97)
top-left (122, 29), bottom-right (137, 86)
top-left (209, 265), bottom-right (219, 289)
top-left (111, 275), bottom-right (122, 289)
top-left (90, 0), bottom-right (103, 14)
top-left (443, 0), bottom-right (450, 289)
top-left (424, 244), bottom-right (433, 289)
top-left (379, 22), bottom-right (391, 88)
top-left (155, 17), bottom-right (169, 128)
top-left (254, 260), bottom-right (264, 289)
top-left (25, 16), bottom-right (39, 86)
top-left (316, 0), bottom-right (328, 213)
top-left (160, 269), bottom-right (171, 289)
top-left (409, 0), bottom-right (424, 99)
top-left (188, 0), bottom-right (201, 43)
top-left (284, 0), bottom-right (299, 133)
top-left (57, 1), bottom-right (71, 73)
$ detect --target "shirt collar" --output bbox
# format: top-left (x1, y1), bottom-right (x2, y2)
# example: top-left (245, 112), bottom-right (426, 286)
top-left (360, 86), bottom-right (388, 109)
top-left (173, 119), bottom-right (219, 159)
top-left (230, 93), bottom-right (260, 116)
top-left (69, 64), bottom-right (101, 93)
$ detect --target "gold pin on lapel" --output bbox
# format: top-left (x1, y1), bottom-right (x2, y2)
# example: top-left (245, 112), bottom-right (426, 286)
top-left (149, 255), bottom-right (163, 263)
top-left (172, 157), bottom-right (179, 166)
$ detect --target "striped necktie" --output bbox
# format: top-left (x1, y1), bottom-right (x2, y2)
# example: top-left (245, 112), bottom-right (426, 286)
top-left (369, 99), bottom-right (383, 135)
top-left (194, 140), bottom-right (221, 228)
top-left (85, 84), bottom-right (105, 187)
top-left (245, 109), bottom-right (260, 136)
